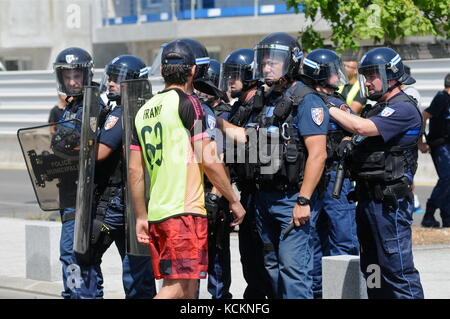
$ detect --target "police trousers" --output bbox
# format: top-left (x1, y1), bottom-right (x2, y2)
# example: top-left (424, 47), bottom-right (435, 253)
top-left (238, 189), bottom-right (274, 299)
top-left (356, 194), bottom-right (424, 299)
top-left (255, 189), bottom-right (316, 299)
top-left (428, 143), bottom-right (450, 222)
top-left (59, 196), bottom-right (156, 299)
top-left (311, 169), bottom-right (359, 298)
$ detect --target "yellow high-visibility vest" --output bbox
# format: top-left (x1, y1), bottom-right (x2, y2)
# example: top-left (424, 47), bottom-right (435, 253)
top-left (338, 82), bottom-right (360, 105)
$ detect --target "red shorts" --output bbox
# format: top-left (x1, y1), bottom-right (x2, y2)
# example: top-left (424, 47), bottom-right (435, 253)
top-left (148, 215), bottom-right (208, 280)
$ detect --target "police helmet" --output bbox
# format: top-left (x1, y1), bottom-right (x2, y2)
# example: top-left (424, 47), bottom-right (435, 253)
top-left (197, 59), bottom-right (222, 105)
top-left (205, 59), bottom-right (221, 88)
top-left (100, 55), bottom-right (148, 100)
top-left (220, 48), bottom-right (255, 98)
top-left (179, 38), bottom-right (228, 102)
top-left (253, 32), bottom-right (302, 85)
top-left (358, 47), bottom-right (415, 100)
top-left (301, 49), bottom-right (348, 90)
top-left (53, 47), bottom-right (93, 97)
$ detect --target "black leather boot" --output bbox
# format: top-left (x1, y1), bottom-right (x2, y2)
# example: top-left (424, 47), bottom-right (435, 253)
top-left (421, 203), bottom-right (440, 228)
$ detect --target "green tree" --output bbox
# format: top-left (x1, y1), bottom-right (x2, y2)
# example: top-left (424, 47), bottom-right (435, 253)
top-left (286, 0), bottom-right (450, 52)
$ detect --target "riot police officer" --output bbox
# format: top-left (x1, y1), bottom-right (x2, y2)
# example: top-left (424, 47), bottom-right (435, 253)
top-left (328, 47), bottom-right (424, 298)
top-left (301, 49), bottom-right (359, 298)
top-left (178, 38), bottom-right (237, 299)
top-left (246, 33), bottom-right (329, 298)
top-left (54, 49), bottom-right (156, 299)
top-left (53, 47), bottom-right (104, 298)
top-left (220, 48), bottom-right (274, 299)
top-left (89, 54), bottom-right (156, 298)
top-left (197, 58), bottom-right (234, 299)
top-left (419, 73), bottom-right (450, 228)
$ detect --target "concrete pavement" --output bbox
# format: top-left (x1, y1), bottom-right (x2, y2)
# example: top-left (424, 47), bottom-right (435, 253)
top-left (1, 217), bottom-right (450, 299)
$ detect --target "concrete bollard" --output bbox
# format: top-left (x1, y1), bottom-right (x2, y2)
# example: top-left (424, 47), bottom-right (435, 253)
top-left (322, 255), bottom-right (368, 299)
top-left (25, 222), bottom-right (62, 282)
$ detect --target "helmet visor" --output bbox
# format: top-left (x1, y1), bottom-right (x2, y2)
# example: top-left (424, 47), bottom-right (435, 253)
top-left (326, 60), bottom-right (348, 89)
top-left (54, 64), bottom-right (91, 97)
top-left (254, 44), bottom-right (292, 82)
top-left (358, 65), bottom-right (388, 99)
top-left (219, 63), bottom-right (250, 95)
top-left (99, 64), bottom-right (149, 94)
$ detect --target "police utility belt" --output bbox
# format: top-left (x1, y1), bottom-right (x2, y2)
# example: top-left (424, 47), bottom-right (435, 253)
top-left (354, 177), bottom-right (412, 204)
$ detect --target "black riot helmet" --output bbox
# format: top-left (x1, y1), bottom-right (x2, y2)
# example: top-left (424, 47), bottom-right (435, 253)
top-left (100, 55), bottom-right (148, 101)
top-left (179, 38), bottom-right (228, 102)
top-left (220, 48), bottom-right (255, 98)
top-left (301, 49), bottom-right (348, 90)
top-left (358, 47), bottom-right (415, 101)
top-left (197, 59), bottom-right (223, 105)
top-left (53, 47), bottom-right (94, 97)
top-left (253, 32), bottom-right (302, 85)
top-left (205, 59), bottom-right (221, 87)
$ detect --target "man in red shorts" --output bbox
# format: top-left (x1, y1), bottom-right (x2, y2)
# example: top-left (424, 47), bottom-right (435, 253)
top-left (128, 39), bottom-right (246, 299)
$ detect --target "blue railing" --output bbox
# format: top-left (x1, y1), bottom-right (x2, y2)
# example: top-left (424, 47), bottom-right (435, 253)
top-left (102, 0), bottom-right (302, 26)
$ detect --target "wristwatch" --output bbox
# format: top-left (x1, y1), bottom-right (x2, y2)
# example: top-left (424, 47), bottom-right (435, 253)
top-left (296, 196), bottom-right (310, 206)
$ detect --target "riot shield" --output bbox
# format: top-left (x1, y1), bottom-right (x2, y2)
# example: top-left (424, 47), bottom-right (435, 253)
top-left (73, 86), bottom-right (101, 257)
top-left (121, 78), bottom-right (153, 256)
top-left (17, 120), bottom-right (81, 211)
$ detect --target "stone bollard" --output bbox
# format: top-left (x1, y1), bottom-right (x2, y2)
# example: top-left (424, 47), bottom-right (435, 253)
top-left (322, 255), bottom-right (368, 299)
top-left (25, 222), bottom-right (62, 282)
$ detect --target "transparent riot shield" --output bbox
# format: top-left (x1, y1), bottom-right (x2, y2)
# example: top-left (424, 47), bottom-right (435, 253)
top-left (73, 86), bottom-right (101, 257)
top-left (121, 78), bottom-right (153, 256)
top-left (17, 120), bottom-right (81, 211)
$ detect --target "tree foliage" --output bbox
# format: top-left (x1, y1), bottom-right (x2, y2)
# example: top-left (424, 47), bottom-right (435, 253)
top-left (285, 0), bottom-right (450, 52)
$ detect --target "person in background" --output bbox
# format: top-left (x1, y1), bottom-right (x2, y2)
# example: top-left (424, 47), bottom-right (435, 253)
top-left (418, 73), bottom-right (450, 228)
top-left (338, 60), bottom-right (367, 114)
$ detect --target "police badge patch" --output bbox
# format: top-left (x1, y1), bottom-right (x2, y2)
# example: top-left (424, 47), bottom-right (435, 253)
top-left (104, 115), bottom-right (119, 130)
top-left (207, 114), bottom-right (216, 129)
top-left (381, 107), bottom-right (395, 117)
top-left (311, 107), bottom-right (324, 126)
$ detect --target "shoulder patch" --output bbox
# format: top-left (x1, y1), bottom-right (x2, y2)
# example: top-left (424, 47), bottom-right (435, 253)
top-left (311, 107), bottom-right (324, 126)
top-left (207, 114), bottom-right (216, 129)
top-left (381, 107), bottom-right (396, 117)
top-left (104, 115), bottom-right (119, 130)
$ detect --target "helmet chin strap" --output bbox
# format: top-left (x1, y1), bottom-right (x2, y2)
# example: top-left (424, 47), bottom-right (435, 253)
top-left (320, 80), bottom-right (338, 91)
top-left (230, 90), bottom-right (242, 99)
top-left (368, 81), bottom-right (400, 101)
top-left (107, 92), bottom-right (121, 103)
top-left (199, 95), bottom-right (219, 106)
top-left (265, 76), bottom-right (285, 87)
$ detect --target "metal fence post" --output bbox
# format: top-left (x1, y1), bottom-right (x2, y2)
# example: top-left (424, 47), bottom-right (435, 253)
top-left (191, 0), bottom-right (196, 20)
top-left (136, 0), bottom-right (142, 24)
top-left (171, 0), bottom-right (177, 21)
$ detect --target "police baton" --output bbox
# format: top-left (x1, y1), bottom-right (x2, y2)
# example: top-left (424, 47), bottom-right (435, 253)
top-left (332, 142), bottom-right (352, 199)
top-left (331, 158), bottom-right (346, 199)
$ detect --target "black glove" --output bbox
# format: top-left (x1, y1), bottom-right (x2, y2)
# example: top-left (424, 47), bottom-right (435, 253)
top-left (337, 139), bottom-right (353, 158)
top-left (205, 192), bottom-right (219, 227)
top-left (98, 103), bottom-right (113, 129)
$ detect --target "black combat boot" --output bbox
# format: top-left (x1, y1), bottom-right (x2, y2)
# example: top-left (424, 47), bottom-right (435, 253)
top-left (421, 203), bottom-right (440, 228)
top-left (441, 214), bottom-right (450, 228)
